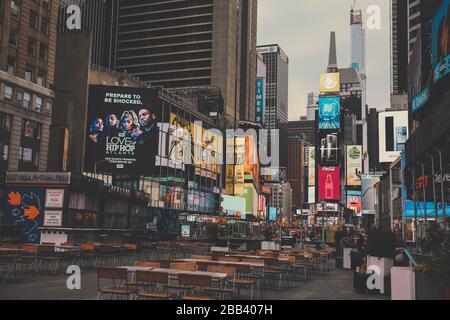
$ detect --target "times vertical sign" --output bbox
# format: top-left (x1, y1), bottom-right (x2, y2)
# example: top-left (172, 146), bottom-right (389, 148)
top-left (256, 77), bottom-right (265, 125)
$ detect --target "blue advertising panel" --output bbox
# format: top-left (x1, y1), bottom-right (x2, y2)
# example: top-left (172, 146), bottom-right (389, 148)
top-left (432, 0), bottom-right (450, 67)
top-left (255, 77), bottom-right (265, 124)
top-left (433, 54), bottom-right (450, 84)
top-left (269, 207), bottom-right (277, 221)
top-left (319, 96), bottom-right (340, 129)
top-left (3, 187), bottom-right (45, 244)
top-left (346, 191), bottom-right (362, 217)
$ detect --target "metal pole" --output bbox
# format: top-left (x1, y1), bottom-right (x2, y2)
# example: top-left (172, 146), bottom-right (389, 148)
top-left (412, 168), bottom-right (418, 247)
top-left (421, 163), bottom-right (427, 239)
top-left (438, 150), bottom-right (446, 229)
top-left (430, 155), bottom-right (438, 224)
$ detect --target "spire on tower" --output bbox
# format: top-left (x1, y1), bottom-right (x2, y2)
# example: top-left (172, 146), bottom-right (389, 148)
top-left (328, 31), bottom-right (338, 72)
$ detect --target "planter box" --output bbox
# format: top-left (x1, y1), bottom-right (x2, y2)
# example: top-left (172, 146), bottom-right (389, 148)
top-left (343, 248), bottom-right (352, 270)
top-left (415, 272), bottom-right (444, 300)
top-left (353, 272), bottom-right (369, 293)
top-left (367, 255), bottom-right (394, 294)
top-left (391, 267), bottom-right (415, 300)
top-left (335, 256), bottom-right (343, 269)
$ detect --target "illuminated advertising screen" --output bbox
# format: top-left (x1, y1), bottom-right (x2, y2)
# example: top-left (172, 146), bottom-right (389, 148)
top-left (318, 166), bottom-right (341, 202)
top-left (361, 175), bottom-right (381, 215)
top-left (346, 145), bottom-right (362, 186)
top-left (320, 73), bottom-right (340, 93)
top-left (181, 225), bottom-right (191, 238)
top-left (221, 195), bottom-right (246, 218)
top-left (378, 111), bottom-right (409, 163)
top-left (347, 191), bottom-right (362, 217)
top-left (432, 0), bottom-right (450, 67)
top-left (269, 207), bottom-right (277, 221)
top-left (318, 131), bottom-right (340, 166)
top-left (318, 96), bottom-right (340, 129)
top-left (433, 54), bottom-right (450, 83)
top-left (84, 85), bottom-right (161, 175)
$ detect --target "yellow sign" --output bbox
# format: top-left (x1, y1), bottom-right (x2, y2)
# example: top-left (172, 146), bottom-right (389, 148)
top-left (234, 165), bottom-right (245, 196)
top-left (226, 165), bottom-right (234, 195)
top-left (320, 73), bottom-right (340, 93)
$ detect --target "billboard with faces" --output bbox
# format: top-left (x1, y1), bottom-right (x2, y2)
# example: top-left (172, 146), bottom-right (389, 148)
top-left (84, 85), bottom-right (161, 175)
top-left (432, 0), bottom-right (450, 68)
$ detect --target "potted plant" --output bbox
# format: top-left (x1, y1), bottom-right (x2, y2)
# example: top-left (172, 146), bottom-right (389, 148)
top-left (414, 227), bottom-right (450, 300)
top-left (366, 227), bottom-right (397, 294)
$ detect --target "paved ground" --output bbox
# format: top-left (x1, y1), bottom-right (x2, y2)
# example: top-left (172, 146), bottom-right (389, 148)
top-left (0, 265), bottom-right (389, 300)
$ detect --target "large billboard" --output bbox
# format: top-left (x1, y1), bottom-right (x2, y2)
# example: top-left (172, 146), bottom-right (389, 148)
top-left (347, 190), bottom-right (362, 217)
top-left (320, 73), bottom-right (340, 93)
top-left (318, 96), bottom-right (340, 129)
top-left (84, 86), bottom-right (161, 175)
top-left (378, 111), bottom-right (409, 163)
top-left (346, 145), bottom-right (362, 186)
top-left (318, 166), bottom-right (341, 202)
top-left (361, 175), bottom-right (381, 215)
top-left (318, 131), bottom-right (340, 166)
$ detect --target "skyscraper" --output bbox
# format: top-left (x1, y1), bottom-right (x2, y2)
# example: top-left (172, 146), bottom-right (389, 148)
top-left (390, 0), bottom-right (409, 95)
top-left (306, 92), bottom-right (318, 121)
top-left (58, 0), bottom-right (119, 70)
top-left (257, 44), bottom-right (289, 172)
top-left (115, 0), bottom-right (258, 128)
top-left (350, 8), bottom-right (366, 77)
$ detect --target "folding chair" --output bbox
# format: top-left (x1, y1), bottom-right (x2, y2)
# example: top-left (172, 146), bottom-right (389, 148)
top-left (96, 267), bottom-right (134, 300)
top-left (228, 264), bottom-right (257, 300)
top-left (179, 273), bottom-right (216, 300)
top-left (205, 266), bottom-right (236, 299)
top-left (135, 271), bottom-right (176, 300)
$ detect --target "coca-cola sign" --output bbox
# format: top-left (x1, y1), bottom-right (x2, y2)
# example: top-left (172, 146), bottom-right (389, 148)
top-left (318, 166), bottom-right (341, 201)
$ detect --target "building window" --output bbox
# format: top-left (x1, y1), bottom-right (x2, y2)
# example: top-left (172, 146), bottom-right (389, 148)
top-left (8, 29), bottom-right (18, 47)
top-left (42, 0), bottom-right (49, 9)
top-left (27, 38), bottom-right (37, 56)
top-left (6, 56), bottom-right (16, 75)
top-left (11, 0), bottom-right (20, 19)
top-left (37, 70), bottom-right (45, 86)
top-left (4, 85), bottom-right (13, 100)
top-left (19, 147), bottom-right (39, 167)
top-left (25, 65), bottom-right (34, 82)
top-left (41, 18), bottom-right (49, 35)
top-left (30, 11), bottom-right (39, 30)
top-left (23, 92), bottom-right (31, 109)
top-left (35, 96), bottom-right (42, 112)
top-left (23, 120), bottom-right (41, 139)
top-left (39, 44), bottom-right (48, 60)
top-left (1, 143), bottom-right (9, 162)
top-left (0, 113), bottom-right (11, 133)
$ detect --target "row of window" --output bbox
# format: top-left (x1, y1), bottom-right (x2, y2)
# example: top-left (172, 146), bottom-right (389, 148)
top-left (6, 56), bottom-right (47, 86)
top-left (9, 0), bottom-right (50, 19)
top-left (2, 83), bottom-right (51, 114)
top-left (8, 29), bottom-right (49, 60)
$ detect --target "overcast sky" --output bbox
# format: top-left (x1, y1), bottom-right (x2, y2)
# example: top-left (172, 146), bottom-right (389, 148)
top-left (257, 0), bottom-right (391, 121)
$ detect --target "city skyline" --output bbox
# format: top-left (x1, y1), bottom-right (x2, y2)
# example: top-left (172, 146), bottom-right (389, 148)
top-left (258, 0), bottom-right (390, 120)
